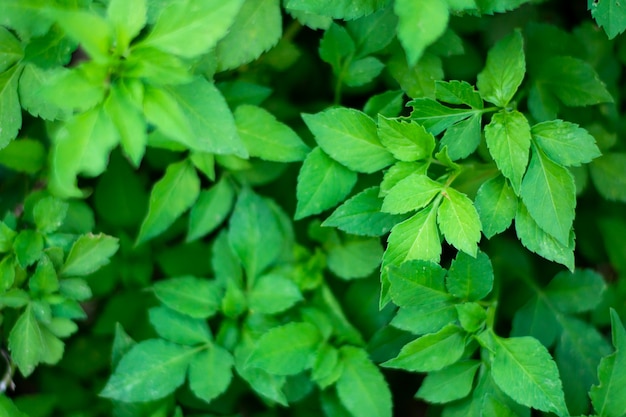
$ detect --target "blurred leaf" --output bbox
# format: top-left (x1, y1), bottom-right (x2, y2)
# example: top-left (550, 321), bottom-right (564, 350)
top-left (153, 276), bottom-right (221, 319)
top-left (62, 233), bottom-right (119, 277)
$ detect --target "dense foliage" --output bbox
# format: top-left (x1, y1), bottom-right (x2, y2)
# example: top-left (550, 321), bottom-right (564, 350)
top-left (0, 0), bottom-right (626, 416)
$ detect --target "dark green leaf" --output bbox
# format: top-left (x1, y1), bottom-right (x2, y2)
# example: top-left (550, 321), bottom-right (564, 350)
top-left (29, 256), bottom-right (59, 295)
top-left (153, 276), bottom-right (221, 319)
top-left (446, 251), bottom-right (494, 301)
top-left (8, 305), bottom-right (43, 377)
top-left (344, 56), bottom-right (385, 87)
top-left (148, 306), bottom-right (212, 345)
top-left (33, 196), bottom-right (68, 234)
top-left (101, 339), bottom-right (195, 402)
top-left (0, 64), bottom-right (22, 147)
top-left (435, 80), bottom-right (483, 109)
top-left (13, 230), bottom-right (43, 269)
top-left (189, 345), bottom-right (234, 403)
top-left (295, 147), bottom-right (357, 220)
top-left (249, 272), bottom-right (303, 314)
top-left (391, 302), bottom-right (458, 335)
top-left (62, 233), bottom-right (119, 277)
top-left (187, 177), bottom-right (235, 242)
top-left (387, 260), bottom-right (449, 308)
top-left (511, 297), bottom-right (559, 347)
top-left (416, 360), bottom-right (480, 404)
top-left (319, 23), bottom-right (355, 73)
top-left (346, 6), bottom-right (397, 57)
top-left (409, 98), bottom-right (475, 135)
top-left (285, 0), bottom-right (390, 20)
top-left (590, 153), bottom-right (626, 202)
top-left (246, 322), bottom-right (321, 375)
top-left (303, 108), bottom-right (394, 173)
top-left (456, 302), bottom-right (487, 332)
top-left (440, 114), bottom-right (482, 161)
top-left (545, 269), bottom-right (606, 314)
top-left (327, 237), bottom-right (383, 280)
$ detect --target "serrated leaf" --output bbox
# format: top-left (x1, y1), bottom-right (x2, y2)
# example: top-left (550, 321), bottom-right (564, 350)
top-left (215, 0), bottom-right (281, 71)
top-left (531, 120), bottom-right (601, 167)
top-left (29, 256), bottom-right (59, 295)
top-left (0, 27), bottom-right (22, 73)
top-left (246, 322), bottom-right (321, 375)
top-left (249, 272), bottom-right (303, 314)
top-left (62, 233), bottom-right (119, 277)
top-left (326, 237), bottom-right (383, 280)
top-left (187, 177), bottom-right (235, 242)
top-left (435, 80), bottom-right (483, 109)
top-left (19, 65), bottom-right (70, 121)
top-left (477, 30), bottom-right (525, 107)
top-left (384, 205), bottom-right (442, 266)
top-left (148, 306), bottom-right (212, 345)
top-left (0, 64), bottom-right (22, 148)
top-left (446, 251), bottom-right (494, 301)
top-left (484, 110), bottom-right (531, 194)
top-left (101, 339), bottom-right (195, 402)
top-left (137, 160), bottom-right (200, 245)
top-left (33, 196), bottom-right (68, 234)
top-left (303, 108), bottom-right (394, 173)
top-left (382, 174), bottom-right (443, 214)
top-left (545, 269), bottom-right (606, 314)
top-left (8, 305), bottom-right (43, 377)
top-left (394, 0), bottom-right (449, 66)
top-left (107, 0), bottom-right (147, 51)
top-left (491, 336), bottom-right (569, 416)
top-left (323, 187), bottom-right (406, 237)
top-left (409, 98), bottom-right (475, 135)
top-left (285, 0), bottom-right (389, 20)
top-left (437, 188), bottom-right (481, 256)
top-left (590, 153), bottom-right (626, 202)
top-left (141, 0), bottom-right (244, 58)
top-left (417, 360), bottom-right (480, 404)
top-left (590, 309), bottom-right (626, 417)
top-left (228, 188), bottom-right (284, 280)
top-left (295, 147), bottom-right (357, 220)
top-left (382, 324), bottom-right (466, 372)
top-left (235, 104), bottom-right (309, 162)
top-left (336, 346), bottom-right (392, 417)
top-left (153, 276), bottom-right (221, 319)
top-left (189, 345), bottom-right (234, 404)
top-left (167, 77), bottom-right (247, 157)
top-left (475, 175), bottom-right (517, 238)
top-left (520, 146), bottom-right (576, 245)
top-left (377, 116), bottom-right (436, 162)
top-left (537, 56), bottom-right (613, 106)
top-left (591, 0), bottom-right (626, 39)
top-left (515, 203), bottom-right (574, 270)
top-left (440, 114), bottom-right (482, 161)
top-left (380, 161), bottom-right (429, 196)
top-left (387, 260), bottom-right (450, 308)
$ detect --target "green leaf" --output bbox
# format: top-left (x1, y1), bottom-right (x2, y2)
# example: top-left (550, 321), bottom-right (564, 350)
top-left (319, 23), bottom-right (355, 73)
top-left (491, 336), bottom-right (569, 416)
top-left (327, 237), bottom-right (383, 280)
top-left (344, 57), bottom-right (385, 87)
top-left (382, 174), bottom-right (443, 215)
top-left (384, 205), bottom-right (441, 266)
top-left (394, 0), bottom-right (449, 66)
top-left (187, 177), bottom-right (235, 242)
top-left (515, 203), bottom-right (574, 270)
top-left (590, 309), bottom-right (626, 417)
top-left (29, 256), bottom-right (59, 295)
top-left (153, 276), bottom-right (221, 319)
top-left (0, 395), bottom-right (28, 417)
top-left (141, 0), bottom-right (244, 58)
top-left (512, 296), bottom-right (559, 347)
top-left (107, 0), bottom-right (147, 51)
top-left (104, 82), bottom-right (148, 167)
top-left (377, 116), bottom-right (436, 162)
top-left (303, 108), bottom-right (394, 173)
top-left (323, 187), bottom-right (406, 237)
top-left (246, 322), bottom-right (321, 375)
top-left (476, 30), bottom-right (525, 107)
top-left (8, 305), bottom-right (43, 377)
top-left (137, 160), bottom-right (200, 245)
top-left (111, 325), bottom-right (138, 367)
top-left (531, 120), bottom-right (601, 167)
top-left (295, 147), bottom-right (357, 220)
top-left (0, 222), bottom-right (16, 253)
top-left (312, 345), bottom-right (342, 389)
top-left (435, 80), bottom-right (483, 109)
top-left (215, 0), bottom-right (281, 70)
top-left (59, 279), bottom-right (92, 301)
top-left (545, 269), bottom-right (606, 314)
top-left (440, 114), bottom-right (482, 161)
top-left (0, 64), bottom-right (22, 148)
top-left (409, 98), bottom-right (475, 135)
top-left (380, 160), bottom-right (429, 196)
top-left (591, 0), bottom-right (626, 39)
top-left (484, 110), bottom-right (531, 194)
top-left (51, 10), bottom-right (111, 62)
top-left (235, 104), bottom-right (309, 162)
top-left (167, 77), bottom-right (247, 157)
top-left (456, 302), bottom-right (487, 332)
top-left (101, 339), bottom-right (195, 402)
top-left (336, 346), bottom-right (392, 417)
top-left (364, 90), bottom-right (404, 118)
top-left (536, 56), bottom-right (613, 106)
top-left (285, 0), bottom-right (390, 20)
top-left (148, 306), bottom-right (212, 345)
top-left (33, 197), bottom-right (68, 234)
top-left (416, 360), bottom-right (481, 404)
top-left (437, 188), bottom-right (481, 256)
top-left (391, 302), bottom-right (458, 335)
top-left (0, 27), bottom-right (23, 73)
top-left (249, 272), bottom-right (303, 314)
top-left (475, 0), bottom-right (532, 13)
top-left (62, 233), bottom-right (119, 277)
top-left (475, 175), bottom-right (517, 238)
top-left (590, 153), bottom-right (626, 202)
top-left (346, 6), bottom-right (397, 57)
top-left (387, 260), bottom-right (450, 308)
top-left (13, 230), bottom-right (43, 269)
top-left (520, 146), bottom-right (576, 245)
top-left (382, 324), bottom-right (466, 372)
top-left (228, 188), bottom-right (284, 280)
top-left (446, 251), bottom-right (494, 301)
top-left (189, 345), bottom-right (234, 404)
top-left (0, 138), bottom-right (46, 174)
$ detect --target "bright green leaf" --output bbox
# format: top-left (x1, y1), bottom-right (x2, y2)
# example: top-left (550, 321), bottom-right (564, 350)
top-left (187, 177), bottom-right (235, 242)
top-left (189, 345), bottom-right (234, 403)
top-left (0, 27), bottom-right (23, 73)
top-left (107, 0), bottom-right (147, 51)
top-left (437, 188), bottom-right (481, 257)
top-left (377, 116), bottom-right (436, 162)
top-left (29, 256), bottom-right (59, 295)
top-left (382, 174), bottom-right (443, 214)
top-left (435, 80), bottom-right (483, 109)
top-left (62, 233), bottom-right (119, 277)
top-left (153, 276), bottom-right (221, 319)
top-left (58, 279), bottom-right (92, 301)
top-left (440, 114), bottom-right (482, 161)
top-left (8, 305), bottom-right (43, 377)
top-left (409, 98), bottom-right (475, 135)
top-left (384, 205), bottom-right (442, 266)
top-left (51, 10), bottom-right (111, 62)
top-left (0, 138), bottom-right (46, 174)
top-left (591, 0), bottom-right (626, 39)
top-left (446, 251), bottom-right (494, 301)
top-left (344, 56), bottom-right (385, 87)
top-left (249, 272), bottom-right (303, 314)
top-left (148, 306), bottom-right (212, 345)
top-left (391, 302), bottom-right (458, 335)
top-left (33, 196), bottom-right (68, 234)
top-left (475, 175), bottom-right (517, 238)
top-left (285, 0), bottom-right (390, 20)
top-left (0, 64), bottom-right (22, 148)
top-left (387, 260), bottom-right (450, 308)
top-left (531, 120), bottom-right (601, 167)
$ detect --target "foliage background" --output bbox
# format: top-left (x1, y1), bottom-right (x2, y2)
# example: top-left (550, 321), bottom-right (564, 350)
top-left (0, 0), bottom-right (625, 416)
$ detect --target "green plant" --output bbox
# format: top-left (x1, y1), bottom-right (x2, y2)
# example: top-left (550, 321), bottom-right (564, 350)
top-left (1, 0), bottom-right (626, 416)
